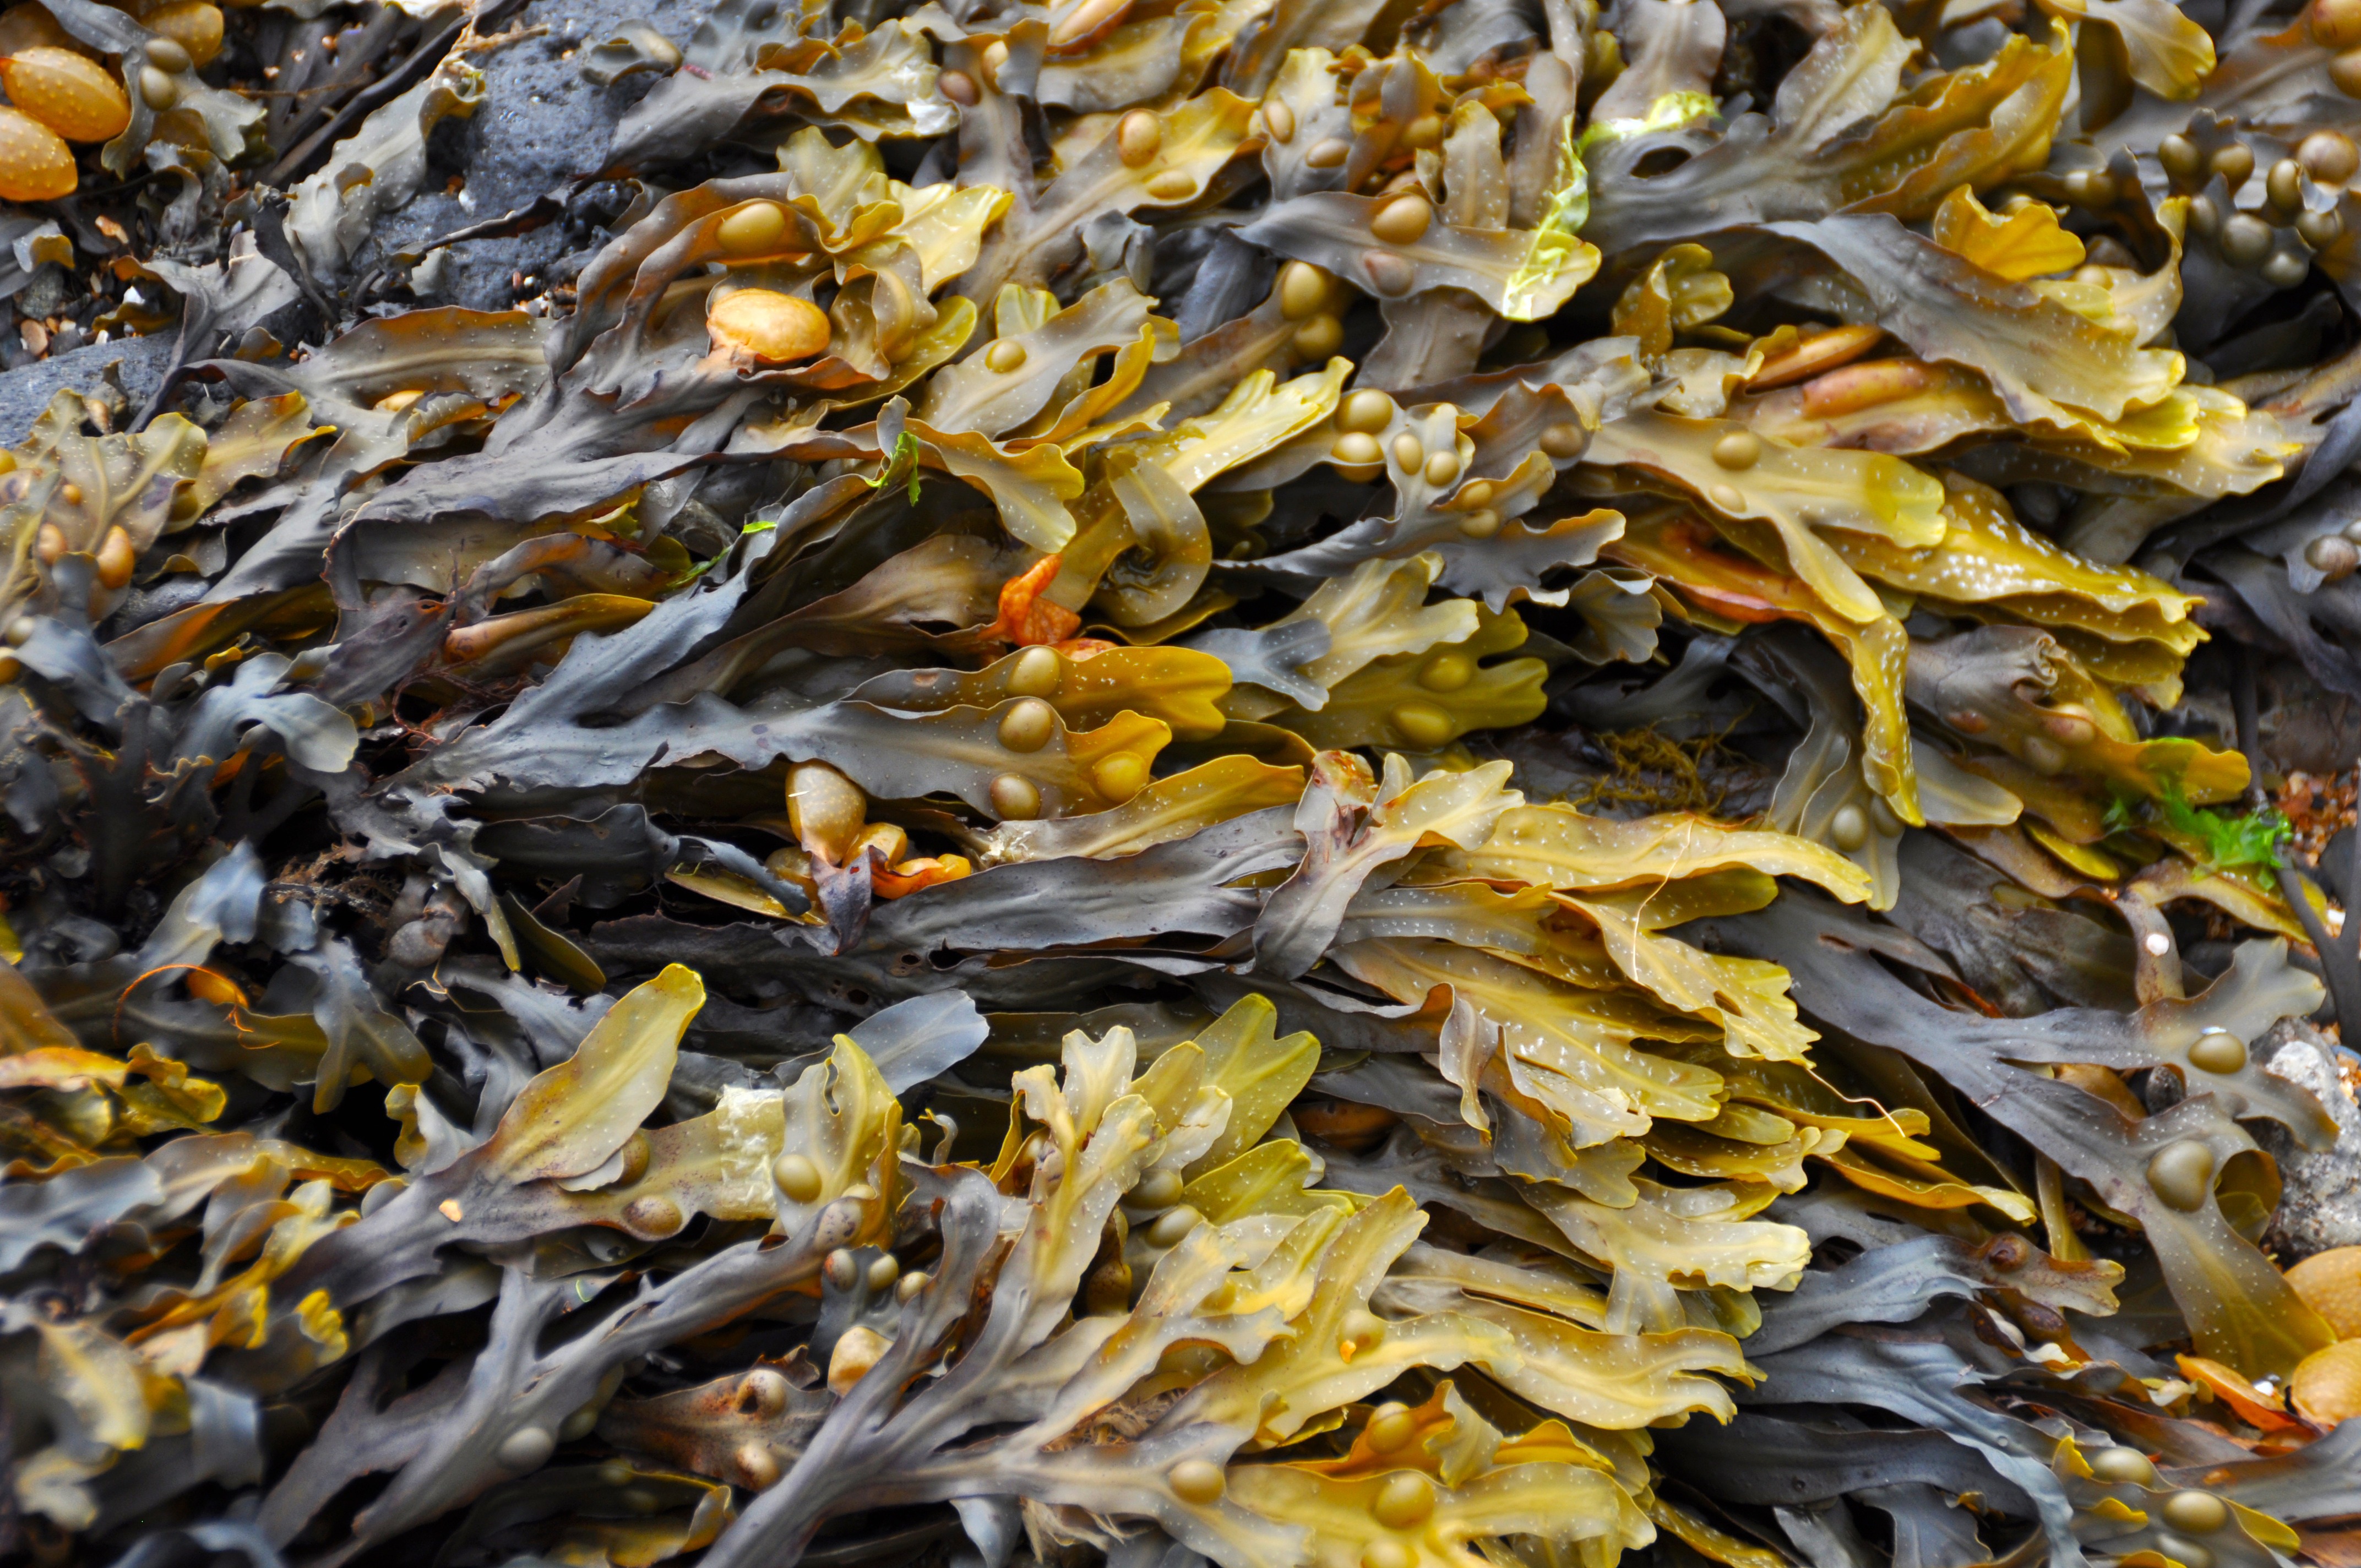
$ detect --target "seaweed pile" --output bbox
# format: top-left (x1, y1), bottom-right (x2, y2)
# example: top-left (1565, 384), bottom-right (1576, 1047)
top-left (8, 0), bottom-right (2361, 1564)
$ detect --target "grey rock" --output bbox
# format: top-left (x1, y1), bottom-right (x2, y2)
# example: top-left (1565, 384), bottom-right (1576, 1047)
top-left (0, 334), bottom-right (178, 447)
top-left (361, 0), bottom-right (697, 313)
top-left (19, 264), bottom-right (71, 319)
top-left (2261, 1017), bottom-right (2361, 1260)
top-left (0, 0), bottom-right (695, 446)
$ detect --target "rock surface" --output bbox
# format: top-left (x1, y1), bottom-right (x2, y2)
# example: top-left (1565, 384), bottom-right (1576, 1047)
top-left (0, 333), bottom-right (177, 446)
top-left (363, 0), bottom-right (694, 313)
top-left (2262, 1018), bottom-right (2361, 1260)
top-left (5, 0), bottom-right (684, 441)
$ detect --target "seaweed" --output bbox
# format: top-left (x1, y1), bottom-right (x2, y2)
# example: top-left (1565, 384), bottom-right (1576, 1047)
top-left (2, 0), bottom-right (2361, 1565)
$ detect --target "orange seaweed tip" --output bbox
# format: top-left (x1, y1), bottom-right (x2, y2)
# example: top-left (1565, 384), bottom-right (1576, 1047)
top-left (2291, 1340), bottom-right (2361, 1427)
top-left (2288, 1247), bottom-right (2361, 1340)
top-left (0, 104), bottom-right (74, 200)
top-left (991, 555), bottom-right (1081, 647)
